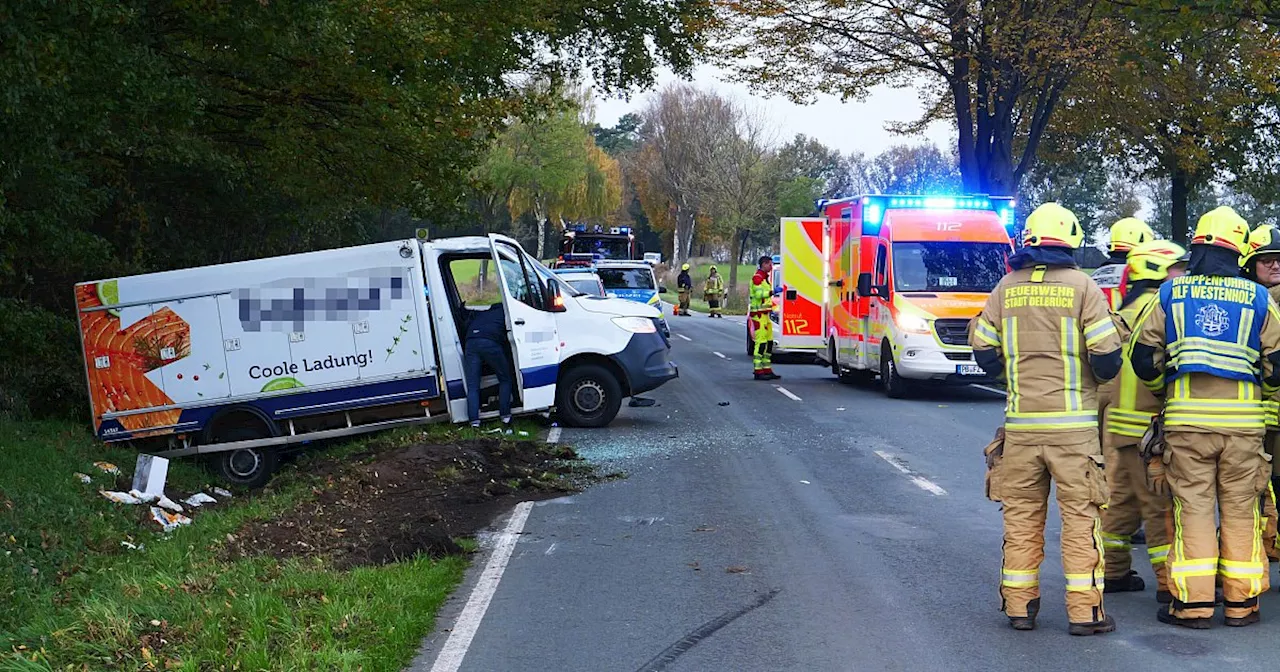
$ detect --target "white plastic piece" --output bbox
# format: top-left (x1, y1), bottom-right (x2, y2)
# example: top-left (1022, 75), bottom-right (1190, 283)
top-left (100, 491), bottom-right (141, 505)
top-left (212, 487), bottom-right (233, 498)
top-left (184, 492), bottom-right (217, 508)
top-left (156, 496), bottom-right (183, 513)
top-left (127, 489), bottom-right (159, 504)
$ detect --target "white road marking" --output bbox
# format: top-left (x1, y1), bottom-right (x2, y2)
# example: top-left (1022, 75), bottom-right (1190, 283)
top-left (546, 427), bottom-right (562, 444)
top-left (971, 384), bottom-right (1006, 396)
top-left (713, 351), bottom-right (728, 359)
top-left (676, 334), bottom-right (693, 342)
top-left (430, 501), bottom-right (534, 672)
top-left (874, 450), bottom-right (948, 496)
top-left (775, 386), bottom-right (802, 401)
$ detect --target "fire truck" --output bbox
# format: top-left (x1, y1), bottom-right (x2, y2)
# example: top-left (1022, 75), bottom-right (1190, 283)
top-left (553, 224), bottom-right (637, 268)
top-left (795, 195), bottom-right (1016, 397)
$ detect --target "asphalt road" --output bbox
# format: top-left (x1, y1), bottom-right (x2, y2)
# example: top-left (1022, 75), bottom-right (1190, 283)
top-left (412, 309), bottom-right (1280, 672)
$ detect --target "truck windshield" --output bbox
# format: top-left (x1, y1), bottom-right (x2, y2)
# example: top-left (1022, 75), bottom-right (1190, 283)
top-left (566, 236), bottom-right (631, 260)
top-left (892, 242), bottom-right (1008, 293)
top-left (598, 268), bottom-right (655, 290)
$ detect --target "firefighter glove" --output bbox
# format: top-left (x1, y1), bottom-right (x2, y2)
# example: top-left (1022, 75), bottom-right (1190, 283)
top-left (1146, 456), bottom-right (1170, 497)
top-left (983, 426), bottom-right (1005, 469)
top-left (1139, 413), bottom-right (1166, 462)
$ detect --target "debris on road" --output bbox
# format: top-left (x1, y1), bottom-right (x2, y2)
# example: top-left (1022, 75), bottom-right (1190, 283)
top-left (836, 407), bottom-right (846, 411)
top-left (225, 437), bottom-right (588, 569)
top-left (629, 397), bottom-right (658, 407)
top-left (693, 526), bottom-right (715, 532)
top-left (726, 566), bottom-right (750, 574)
top-left (688, 562), bottom-right (701, 571)
top-left (717, 401), bottom-right (730, 406)
top-left (800, 480), bottom-right (811, 484)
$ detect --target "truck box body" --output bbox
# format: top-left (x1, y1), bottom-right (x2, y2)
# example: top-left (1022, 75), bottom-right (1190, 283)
top-left (76, 241), bottom-right (439, 443)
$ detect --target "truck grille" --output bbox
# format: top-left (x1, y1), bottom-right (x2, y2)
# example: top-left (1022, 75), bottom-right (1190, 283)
top-left (934, 319), bottom-right (971, 346)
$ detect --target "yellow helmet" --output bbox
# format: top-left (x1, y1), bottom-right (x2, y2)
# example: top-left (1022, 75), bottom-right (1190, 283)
top-left (1023, 202), bottom-right (1084, 249)
top-left (681, 263), bottom-right (690, 271)
top-left (1192, 206), bottom-right (1251, 255)
top-left (1108, 217), bottom-right (1155, 253)
top-left (709, 265), bottom-right (717, 272)
top-left (1242, 224), bottom-right (1280, 269)
top-left (1126, 240), bottom-right (1188, 282)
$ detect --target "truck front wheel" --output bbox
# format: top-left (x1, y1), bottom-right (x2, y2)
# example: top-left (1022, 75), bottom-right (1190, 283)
top-left (557, 364), bottom-right (623, 428)
top-left (208, 417), bottom-right (278, 489)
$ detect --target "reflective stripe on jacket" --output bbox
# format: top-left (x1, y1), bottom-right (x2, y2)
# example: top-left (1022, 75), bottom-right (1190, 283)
top-left (1105, 290), bottom-right (1160, 441)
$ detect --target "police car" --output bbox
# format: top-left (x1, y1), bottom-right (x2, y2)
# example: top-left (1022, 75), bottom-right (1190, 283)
top-left (595, 260), bottom-right (671, 340)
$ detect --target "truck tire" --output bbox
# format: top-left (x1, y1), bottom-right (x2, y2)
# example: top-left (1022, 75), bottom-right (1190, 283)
top-left (208, 420), bottom-right (278, 489)
top-left (880, 343), bottom-right (911, 399)
top-left (557, 364), bottom-right (623, 428)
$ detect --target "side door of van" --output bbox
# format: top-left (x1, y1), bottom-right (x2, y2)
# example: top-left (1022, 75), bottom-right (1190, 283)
top-left (489, 234), bottom-right (560, 411)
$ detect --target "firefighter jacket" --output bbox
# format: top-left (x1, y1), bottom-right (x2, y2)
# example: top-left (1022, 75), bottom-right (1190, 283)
top-left (1103, 289), bottom-right (1161, 444)
top-left (1129, 273), bottom-right (1280, 435)
top-left (1098, 256), bottom-right (1127, 310)
top-left (750, 270), bottom-right (771, 315)
top-left (704, 274), bottom-right (724, 297)
top-left (1265, 284), bottom-right (1280, 430)
top-left (970, 263), bottom-right (1124, 435)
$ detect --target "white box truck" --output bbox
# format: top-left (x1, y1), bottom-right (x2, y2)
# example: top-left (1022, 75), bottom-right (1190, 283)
top-left (76, 234), bottom-right (678, 486)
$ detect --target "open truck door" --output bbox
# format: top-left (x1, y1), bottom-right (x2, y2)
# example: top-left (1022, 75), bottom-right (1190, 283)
top-left (489, 234), bottom-right (559, 411)
top-left (777, 217), bottom-right (827, 354)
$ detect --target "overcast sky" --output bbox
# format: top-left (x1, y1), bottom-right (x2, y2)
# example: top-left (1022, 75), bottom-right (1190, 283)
top-left (592, 65), bottom-right (955, 158)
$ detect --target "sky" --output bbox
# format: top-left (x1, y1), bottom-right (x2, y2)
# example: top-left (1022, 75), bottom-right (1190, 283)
top-left (591, 65), bottom-right (955, 158)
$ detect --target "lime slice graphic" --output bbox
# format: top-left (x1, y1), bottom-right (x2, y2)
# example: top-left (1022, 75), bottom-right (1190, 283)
top-left (261, 377), bottom-right (303, 392)
top-left (97, 280), bottom-right (120, 317)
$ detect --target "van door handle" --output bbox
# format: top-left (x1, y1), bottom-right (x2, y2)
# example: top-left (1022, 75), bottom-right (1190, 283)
top-left (514, 319), bottom-right (526, 325)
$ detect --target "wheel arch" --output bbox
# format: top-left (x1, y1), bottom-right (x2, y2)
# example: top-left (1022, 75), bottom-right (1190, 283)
top-left (202, 404), bottom-right (278, 443)
top-left (560, 353), bottom-right (631, 397)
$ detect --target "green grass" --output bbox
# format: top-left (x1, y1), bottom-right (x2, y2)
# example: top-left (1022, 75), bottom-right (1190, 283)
top-left (0, 419), bottom-right (526, 671)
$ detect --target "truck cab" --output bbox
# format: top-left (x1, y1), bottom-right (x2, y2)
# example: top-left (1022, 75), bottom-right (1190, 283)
top-left (817, 196), bottom-right (1015, 397)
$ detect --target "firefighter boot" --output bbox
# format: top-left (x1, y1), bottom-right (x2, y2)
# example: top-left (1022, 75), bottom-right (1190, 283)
top-left (1069, 614), bottom-right (1117, 637)
top-left (1157, 605), bottom-right (1212, 630)
top-left (1104, 570), bottom-right (1145, 593)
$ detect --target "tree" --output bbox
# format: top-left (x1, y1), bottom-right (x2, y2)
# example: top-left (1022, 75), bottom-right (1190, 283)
top-left (866, 144), bottom-right (962, 195)
top-left (776, 177), bottom-right (824, 217)
top-left (592, 113), bottom-right (644, 156)
top-left (635, 85), bottom-right (736, 266)
top-left (717, 0), bottom-right (1107, 196)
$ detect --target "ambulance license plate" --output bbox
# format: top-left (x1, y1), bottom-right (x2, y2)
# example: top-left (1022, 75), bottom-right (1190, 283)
top-left (957, 364), bottom-right (984, 376)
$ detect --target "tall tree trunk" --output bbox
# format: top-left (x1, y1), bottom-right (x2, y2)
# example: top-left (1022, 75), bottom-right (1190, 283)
top-left (1171, 169), bottom-right (1189, 246)
top-left (673, 206), bottom-right (696, 266)
top-left (728, 227), bottom-right (747, 297)
top-left (534, 202), bottom-right (548, 259)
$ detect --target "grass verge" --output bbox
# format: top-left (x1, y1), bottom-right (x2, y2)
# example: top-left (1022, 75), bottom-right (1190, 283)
top-left (0, 418), bottom-right (546, 671)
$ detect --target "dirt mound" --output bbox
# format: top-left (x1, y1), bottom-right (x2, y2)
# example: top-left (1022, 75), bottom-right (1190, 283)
top-left (226, 438), bottom-right (583, 568)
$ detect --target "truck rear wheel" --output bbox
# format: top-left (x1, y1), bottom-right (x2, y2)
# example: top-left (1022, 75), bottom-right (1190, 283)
top-left (557, 364), bottom-right (623, 428)
top-left (880, 343), bottom-right (911, 399)
top-left (208, 416), bottom-right (278, 489)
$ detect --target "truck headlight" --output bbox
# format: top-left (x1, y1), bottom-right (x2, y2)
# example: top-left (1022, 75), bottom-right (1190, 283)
top-left (612, 317), bottom-right (657, 333)
top-left (895, 313), bottom-right (931, 334)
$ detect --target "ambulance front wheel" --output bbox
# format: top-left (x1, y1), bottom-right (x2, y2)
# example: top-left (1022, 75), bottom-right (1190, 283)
top-left (557, 364), bottom-right (623, 428)
top-left (880, 343), bottom-right (911, 399)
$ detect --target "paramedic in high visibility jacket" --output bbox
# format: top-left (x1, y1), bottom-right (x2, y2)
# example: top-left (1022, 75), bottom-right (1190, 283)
top-left (1099, 218), bottom-right (1156, 310)
top-left (1241, 224), bottom-right (1280, 563)
top-left (1100, 241), bottom-right (1189, 603)
top-left (970, 202), bottom-right (1124, 636)
top-left (1129, 206), bottom-right (1280, 629)
top-left (750, 255), bottom-right (781, 380)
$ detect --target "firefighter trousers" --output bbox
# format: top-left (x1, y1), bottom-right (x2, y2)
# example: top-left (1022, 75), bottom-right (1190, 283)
top-left (677, 289), bottom-right (691, 314)
top-left (994, 430), bottom-right (1107, 624)
top-left (1100, 443), bottom-right (1171, 591)
top-left (749, 312), bottom-right (773, 373)
top-left (1265, 430), bottom-right (1280, 562)
top-left (1165, 430), bottom-right (1271, 620)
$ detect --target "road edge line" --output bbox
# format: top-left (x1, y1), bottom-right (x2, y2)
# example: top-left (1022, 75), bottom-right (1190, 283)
top-left (429, 501), bottom-right (534, 672)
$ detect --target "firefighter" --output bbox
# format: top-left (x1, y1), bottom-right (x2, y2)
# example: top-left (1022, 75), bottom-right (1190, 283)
top-left (1128, 206), bottom-right (1280, 629)
top-left (750, 255), bottom-right (780, 380)
top-left (1100, 218), bottom-right (1157, 309)
top-left (970, 202), bottom-right (1123, 636)
top-left (677, 263), bottom-right (693, 316)
top-left (1099, 240), bottom-right (1189, 603)
top-left (1241, 224), bottom-right (1280, 564)
top-left (704, 266), bottom-right (725, 318)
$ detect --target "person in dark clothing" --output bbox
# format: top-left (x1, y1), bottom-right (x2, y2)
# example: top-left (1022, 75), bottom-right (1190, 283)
top-left (463, 303), bottom-right (513, 431)
top-left (676, 264), bottom-right (693, 316)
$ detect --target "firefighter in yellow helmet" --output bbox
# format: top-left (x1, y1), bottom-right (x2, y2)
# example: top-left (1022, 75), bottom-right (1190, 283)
top-left (1128, 206), bottom-right (1280, 628)
top-left (1099, 240), bottom-right (1189, 604)
top-left (1100, 218), bottom-right (1157, 310)
top-left (676, 263), bottom-right (693, 316)
top-left (970, 202), bottom-right (1123, 635)
top-left (1241, 224), bottom-right (1280, 564)
top-left (704, 265), bottom-right (725, 318)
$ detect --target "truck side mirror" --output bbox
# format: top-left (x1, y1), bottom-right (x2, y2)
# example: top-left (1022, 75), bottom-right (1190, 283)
top-left (856, 273), bottom-right (873, 297)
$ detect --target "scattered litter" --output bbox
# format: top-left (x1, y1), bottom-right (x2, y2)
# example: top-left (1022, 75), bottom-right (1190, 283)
top-left (121, 541), bottom-right (145, 551)
top-left (128, 489), bottom-right (159, 504)
top-left (800, 480), bottom-right (811, 485)
top-left (486, 428), bottom-right (502, 434)
top-left (212, 487), bottom-right (233, 498)
top-left (149, 620), bottom-right (161, 627)
top-left (694, 526), bottom-right (715, 532)
top-left (184, 493), bottom-right (217, 508)
top-left (93, 461), bottom-right (120, 476)
top-left (836, 407), bottom-right (846, 411)
top-left (74, 473), bottom-right (92, 484)
top-left (100, 491), bottom-right (141, 505)
top-left (518, 431), bottom-right (529, 437)
top-left (132, 454), bottom-right (169, 496)
top-left (726, 566), bottom-right (750, 574)
top-left (628, 397), bottom-right (657, 408)
top-left (688, 562), bottom-right (701, 571)
top-left (157, 496), bottom-right (184, 513)
top-left (717, 401), bottom-right (730, 406)
top-left (150, 507), bottom-right (192, 533)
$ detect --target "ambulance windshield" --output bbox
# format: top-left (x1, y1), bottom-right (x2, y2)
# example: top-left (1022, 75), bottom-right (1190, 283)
top-left (892, 242), bottom-right (1008, 293)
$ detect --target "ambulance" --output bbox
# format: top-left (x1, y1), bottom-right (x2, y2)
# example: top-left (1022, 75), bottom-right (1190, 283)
top-left (808, 195), bottom-right (1016, 397)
